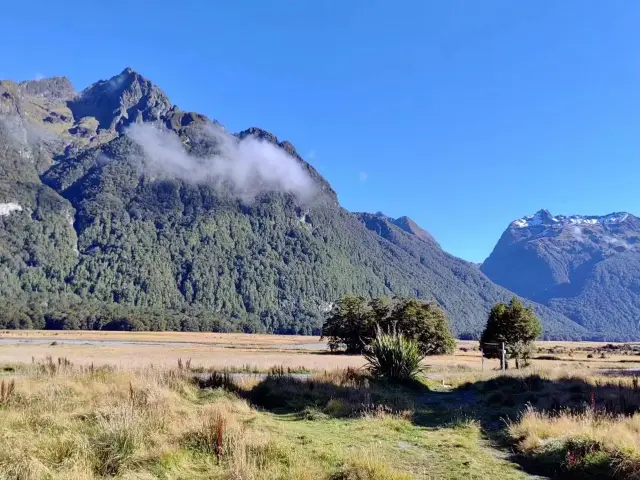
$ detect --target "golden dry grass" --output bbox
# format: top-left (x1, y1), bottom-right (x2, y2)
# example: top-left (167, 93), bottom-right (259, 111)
top-left (510, 407), bottom-right (640, 455)
top-left (0, 365), bottom-right (416, 479)
top-left (507, 407), bottom-right (640, 479)
top-left (0, 330), bottom-right (322, 346)
top-left (0, 361), bottom-right (537, 480)
top-left (0, 343), bottom-right (367, 371)
top-left (443, 368), bottom-right (640, 479)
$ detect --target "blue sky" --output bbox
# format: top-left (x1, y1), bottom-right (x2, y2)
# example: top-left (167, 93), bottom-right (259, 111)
top-left (1, 1), bottom-right (638, 262)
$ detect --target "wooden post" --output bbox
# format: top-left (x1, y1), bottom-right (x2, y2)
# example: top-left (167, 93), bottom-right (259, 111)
top-left (501, 342), bottom-right (506, 371)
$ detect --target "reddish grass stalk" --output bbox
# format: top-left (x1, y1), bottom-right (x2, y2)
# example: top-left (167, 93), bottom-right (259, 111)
top-left (216, 415), bottom-right (224, 460)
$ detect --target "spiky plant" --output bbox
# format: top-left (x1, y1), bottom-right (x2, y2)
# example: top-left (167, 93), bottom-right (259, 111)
top-left (364, 328), bottom-right (425, 382)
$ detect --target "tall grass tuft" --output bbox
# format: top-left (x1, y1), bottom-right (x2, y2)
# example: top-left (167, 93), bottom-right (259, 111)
top-left (198, 370), bottom-right (237, 391)
top-left (0, 379), bottom-right (15, 404)
top-left (363, 329), bottom-right (425, 382)
top-left (508, 405), bottom-right (640, 478)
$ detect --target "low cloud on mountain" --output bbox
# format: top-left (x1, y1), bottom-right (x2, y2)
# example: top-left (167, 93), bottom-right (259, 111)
top-left (126, 123), bottom-right (317, 203)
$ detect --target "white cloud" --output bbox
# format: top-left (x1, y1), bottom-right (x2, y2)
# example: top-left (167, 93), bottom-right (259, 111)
top-left (34, 73), bottom-right (45, 81)
top-left (126, 123), bottom-right (317, 203)
top-left (570, 225), bottom-right (634, 250)
top-left (359, 171), bottom-right (368, 183)
top-left (307, 150), bottom-right (317, 160)
top-left (0, 114), bottom-right (59, 147)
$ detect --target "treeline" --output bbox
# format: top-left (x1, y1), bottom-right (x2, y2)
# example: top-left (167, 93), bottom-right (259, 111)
top-left (0, 298), bottom-right (320, 334)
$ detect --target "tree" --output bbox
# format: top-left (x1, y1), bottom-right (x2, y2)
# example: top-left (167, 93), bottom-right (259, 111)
top-left (322, 296), bottom-right (375, 353)
top-left (480, 298), bottom-right (542, 369)
top-left (385, 298), bottom-right (456, 355)
top-left (322, 295), bottom-right (455, 355)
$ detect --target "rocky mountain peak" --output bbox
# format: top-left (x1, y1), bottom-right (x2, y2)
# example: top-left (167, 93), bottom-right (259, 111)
top-left (18, 76), bottom-right (75, 100)
top-left (511, 209), bottom-right (556, 228)
top-left (68, 68), bottom-right (172, 132)
top-left (482, 209), bottom-right (640, 337)
top-left (356, 212), bottom-right (438, 246)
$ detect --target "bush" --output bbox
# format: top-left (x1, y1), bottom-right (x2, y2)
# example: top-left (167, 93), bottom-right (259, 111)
top-left (364, 330), bottom-right (425, 382)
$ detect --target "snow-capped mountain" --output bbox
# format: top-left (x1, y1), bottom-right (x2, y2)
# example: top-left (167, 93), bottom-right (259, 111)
top-left (512, 210), bottom-right (631, 229)
top-left (482, 210), bottom-right (640, 340)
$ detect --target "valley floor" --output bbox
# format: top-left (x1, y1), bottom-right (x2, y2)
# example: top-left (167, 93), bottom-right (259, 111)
top-left (2, 332), bottom-right (640, 479)
top-left (0, 331), bottom-right (636, 373)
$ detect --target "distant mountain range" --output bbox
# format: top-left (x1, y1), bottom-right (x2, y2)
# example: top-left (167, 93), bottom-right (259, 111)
top-left (0, 68), bottom-right (635, 339)
top-left (482, 210), bottom-right (640, 340)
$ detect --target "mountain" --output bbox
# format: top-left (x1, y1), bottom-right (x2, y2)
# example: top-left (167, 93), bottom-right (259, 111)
top-left (482, 210), bottom-right (640, 340)
top-left (354, 212), bottom-right (582, 338)
top-left (0, 69), bottom-right (586, 337)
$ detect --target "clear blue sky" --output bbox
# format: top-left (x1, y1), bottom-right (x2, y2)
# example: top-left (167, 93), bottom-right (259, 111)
top-left (1, 1), bottom-right (638, 262)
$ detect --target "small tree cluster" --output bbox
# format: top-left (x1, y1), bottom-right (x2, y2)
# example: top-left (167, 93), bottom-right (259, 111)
top-left (322, 295), bottom-right (456, 355)
top-left (480, 298), bottom-right (542, 369)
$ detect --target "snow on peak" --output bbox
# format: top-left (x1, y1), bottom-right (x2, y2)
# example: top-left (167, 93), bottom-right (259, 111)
top-left (512, 211), bottom-right (630, 229)
top-left (512, 210), bottom-right (558, 228)
top-left (0, 202), bottom-right (22, 216)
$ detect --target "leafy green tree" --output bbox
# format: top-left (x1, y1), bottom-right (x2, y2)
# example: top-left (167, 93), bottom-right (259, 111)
top-left (480, 298), bottom-right (542, 369)
top-left (386, 298), bottom-right (456, 355)
top-left (322, 296), bottom-right (374, 353)
top-left (322, 295), bottom-right (455, 355)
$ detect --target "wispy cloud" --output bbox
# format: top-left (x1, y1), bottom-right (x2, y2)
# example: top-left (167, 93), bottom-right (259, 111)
top-left (307, 150), bottom-right (317, 160)
top-left (359, 171), bottom-right (368, 183)
top-left (570, 225), bottom-right (635, 250)
top-left (126, 123), bottom-right (317, 204)
top-left (0, 113), bottom-right (60, 147)
top-left (34, 73), bottom-right (45, 81)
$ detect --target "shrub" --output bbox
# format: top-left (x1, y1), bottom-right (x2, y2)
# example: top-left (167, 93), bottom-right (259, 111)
top-left (364, 330), bottom-right (425, 382)
top-left (197, 370), bottom-right (237, 391)
top-left (507, 405), bottom-right (640, 479)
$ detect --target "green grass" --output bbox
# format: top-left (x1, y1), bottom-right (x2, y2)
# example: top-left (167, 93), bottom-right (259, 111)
top-left (261, 414), bottom-right (528, 479)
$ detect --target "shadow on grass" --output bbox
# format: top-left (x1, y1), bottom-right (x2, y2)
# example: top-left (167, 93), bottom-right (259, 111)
top-left (194, 367), bottom-right (640, 479)
top-left (459, 373), bottom-right (640, 421)
top-left (241, 369), bottom-right (450, 427)
top-left (455, 373), bottom-right (640, 479)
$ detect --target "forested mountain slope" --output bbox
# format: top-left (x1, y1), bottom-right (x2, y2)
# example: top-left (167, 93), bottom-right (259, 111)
top-left (0, 69), bottom-right (586, 337)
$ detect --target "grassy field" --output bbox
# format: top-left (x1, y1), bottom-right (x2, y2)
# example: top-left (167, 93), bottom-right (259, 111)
top-left (0, 331), bottom-right (637, 373)
top-left (2, 332), bottom-right (640, 479)
top-left (0, 361), bottom-right (532, 480)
